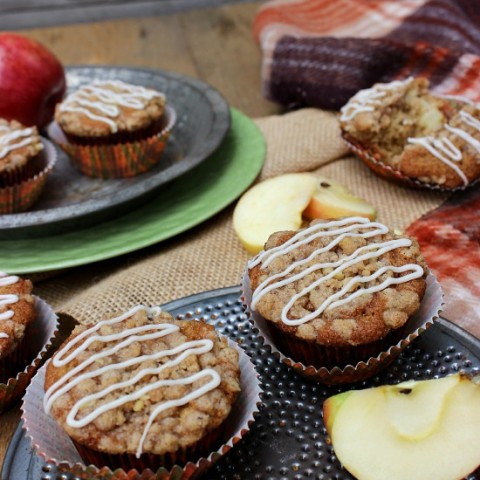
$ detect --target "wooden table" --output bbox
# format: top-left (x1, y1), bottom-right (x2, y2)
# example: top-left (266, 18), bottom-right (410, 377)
top-left (0, 2), bottom-right (279, 471)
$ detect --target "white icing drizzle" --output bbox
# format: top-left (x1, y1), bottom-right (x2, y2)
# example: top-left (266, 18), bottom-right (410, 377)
top-left (407, 136), bottom-right (468, 185)
top-left (340, 77), bottom-right (414, 122)
top-left (60, 80), bottom-right (165, 133)
top-left (43, 305), bottom-right (221, 458)
top-left (0, 126), bottom-right (37, 160)
top-left (0, 272), bottom-right (20, 339)
top-left (250, 218), bottom-right (424, 327)
top-left (407, 109), bottom-right (480, 185)
top-left (340, 78), bottom-right (480, 185)
top-left (438, 94), bottom-right (477, 107)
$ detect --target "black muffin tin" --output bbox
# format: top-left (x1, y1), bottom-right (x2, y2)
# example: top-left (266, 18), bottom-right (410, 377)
top-left (2, 286), bottom-right (480, 480)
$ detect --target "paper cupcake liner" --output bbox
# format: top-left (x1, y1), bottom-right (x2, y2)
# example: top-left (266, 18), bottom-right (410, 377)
top-left (242, 270), bottom-right (444, 385)
top-left (0, 333), bottom-right (32, 384)
top-left (21, 338), bottom-right (263, 480)
top-left (0, 138), bottom-right (57, 214)
top-left (341, 132), bottom-right (478, 192)
top-left (47, 106), bottom-right (176, 179)
top-left (0, 296), bottom-right (59, 413)
top-left (71, 425), bottom-right (225, 473)
top-left (262, 319), bottom-right (410, 371)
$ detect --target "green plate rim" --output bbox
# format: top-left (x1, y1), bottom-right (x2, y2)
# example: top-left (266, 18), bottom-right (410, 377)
top-left (0, 108), bottom-right (265, 273)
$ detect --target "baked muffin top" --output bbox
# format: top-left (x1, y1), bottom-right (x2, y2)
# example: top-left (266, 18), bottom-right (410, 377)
top-left (248, 217), bottom-right (427, 347)
top-left (0, 120), bottom-right (43, 173)
top-left (55, 80), bottom-right (166, 138)
top-left (340, 77), bottom-right (480, 188)
top-left (0, 271), bottom-right (36, 360)
top-left (44, 306), bottom-right (241, 457)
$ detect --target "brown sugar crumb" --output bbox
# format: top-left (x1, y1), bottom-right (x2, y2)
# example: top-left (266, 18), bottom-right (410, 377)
top-left (0, 272), bottom-right (36, 360)
top-left (44, 307), bottom-right (240, 456)
top-left (340, 77), bottom-right (480, 188)
top-left (248, 218), bottom-right (427, 347)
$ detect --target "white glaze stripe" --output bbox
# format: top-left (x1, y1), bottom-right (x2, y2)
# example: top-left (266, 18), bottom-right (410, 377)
top-left (44, 324), bottom-right (180, 411)
top-left (282, 264), bottom-right (423, 326)
top-left (137, 370), bottom-right (220, 458)
top-left (62, 340), bottom-right (215, 425)
top-left (0, 127), bottom-right (36, 160)
top-left (340, 77), bottom-right (414, 122)
top-left (252, 238), bottom-right (412, 313)
top-left (407, 109), bottom-right (480, 185)
top-left (249, 216), bottom-right (388, 269)
top-left (44, 305), bottom-right (221, 458)
top-left (59, 106), bottom-right (118, 132)
top-left (341, 78), bottom-right (480, 185)
top-left (51, 304), bottom-right (160, 366)
top-left (250, 218), bottom-right (424, 326)
top-left (0, 272), bottom-right (20, 338)
top-left (60, 80), bottom-right (165, 133)
top-left (407, 136), bottom-right (468, 185)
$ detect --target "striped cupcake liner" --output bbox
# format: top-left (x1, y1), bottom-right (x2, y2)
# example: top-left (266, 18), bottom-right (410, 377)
top-left (0, 139), bottom-right (57, 214)
top-left (0, 296), bottom-right (58, 413)
top-left (342, 132), bottom-right (479, 192)
top-left (22, 338), bottom-right (262, 480)
top-left (242, 270), bottom-right (444, 385)
top-left (47, 106), bottom-right (176, 179)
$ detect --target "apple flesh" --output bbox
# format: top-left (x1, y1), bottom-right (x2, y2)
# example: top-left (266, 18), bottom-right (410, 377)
top-left (233, 173), bottom-right (318, 253)
top-left (303, 176), bottom-right (376, 221)
top-left (323, 374), bottom-right (480, 480)
top-left (233, 173), bottom-right (376, 254)
top-left (0, 33), bottom-right (66, 129)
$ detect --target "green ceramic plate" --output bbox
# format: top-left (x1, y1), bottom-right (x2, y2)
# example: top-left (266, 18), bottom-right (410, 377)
top-left (0, 108), bottom-right (265, 273)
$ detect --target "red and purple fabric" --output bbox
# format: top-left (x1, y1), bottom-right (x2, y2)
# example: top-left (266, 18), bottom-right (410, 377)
top-left (254, 0), bottom-right (480, 110)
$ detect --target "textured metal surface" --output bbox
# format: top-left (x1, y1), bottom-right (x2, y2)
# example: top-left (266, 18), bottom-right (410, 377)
top-left (3, 286), bottom-right (480, 480)
top-left (0, 66), bottom-right (230, 239)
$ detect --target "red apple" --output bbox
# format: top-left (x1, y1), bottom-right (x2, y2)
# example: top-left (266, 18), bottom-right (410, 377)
top-left (0, 33), bottom-right (66, 129)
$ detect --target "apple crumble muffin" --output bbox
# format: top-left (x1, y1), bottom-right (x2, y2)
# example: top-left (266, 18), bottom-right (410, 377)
top-left (0, 272), bottom-right (36, 360)
top-left (0, 271), bottom-right (36, 383)
top-left (340, 77), bottom-right (480, 189)
top-left (51, 80), bottom-right (173, 178)
top-left (0, 119), bottom-right (43, 176)
top-left (54, 80), bottom-right (166, 142)
top-left (44, 306), bottom-right (241, 470)
top-left (247, 217), bottom-right (428, 368)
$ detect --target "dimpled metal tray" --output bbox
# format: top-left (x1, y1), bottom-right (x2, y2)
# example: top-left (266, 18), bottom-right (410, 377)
top-left (3, 286), bottom-right (480, 480)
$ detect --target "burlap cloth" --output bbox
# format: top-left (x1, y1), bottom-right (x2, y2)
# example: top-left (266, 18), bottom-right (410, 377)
top-left (35, 109), bottom-right (450, 328)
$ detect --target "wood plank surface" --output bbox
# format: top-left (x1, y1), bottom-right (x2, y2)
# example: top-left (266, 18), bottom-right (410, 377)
top-left (0, 1), bottom-right (278, 472)
top-left (12, 2), bottom-right (277, 118)
top-left (0, 0), bottom-right (262, 30)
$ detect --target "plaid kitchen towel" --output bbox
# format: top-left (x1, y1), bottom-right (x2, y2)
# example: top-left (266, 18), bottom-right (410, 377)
top-left (253, 0), bottom-right (480, 109)
top-left (407, 187), bottom-right (480, 333)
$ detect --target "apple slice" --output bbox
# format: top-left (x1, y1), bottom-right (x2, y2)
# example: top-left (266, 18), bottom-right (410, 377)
top-left (386, 374), bottom-right (459, 440)
top-left (303, 175), bottom-right (376, 221)
top-left (233, 173), bottom-right (318, 253)
top-left (323, 374), bottom-right (480, 480)
top-left (233, 173), bottom-right (376, 254)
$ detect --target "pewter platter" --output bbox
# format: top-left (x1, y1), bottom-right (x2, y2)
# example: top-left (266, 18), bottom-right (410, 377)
top-left (3, 286), bottom-right (480, 480)
top-left (0, 66), bottom-right (230, 239)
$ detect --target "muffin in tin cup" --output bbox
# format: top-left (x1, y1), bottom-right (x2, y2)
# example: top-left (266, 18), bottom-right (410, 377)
top-left (242, 217), bottom-right (444, 384)
top-left (0, 120), bottom-right (56, 213)
top-left (23, 305), bottom-right (262, 479)
top-left (340, 77), bottom-right (480, 191)
top-left (48, 79), bottom-right (175, 178)
top-left (0, 271), bottom-right (58, 412)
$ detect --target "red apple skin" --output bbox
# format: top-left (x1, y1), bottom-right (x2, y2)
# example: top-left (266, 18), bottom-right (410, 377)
top-left (0, 33), bottom-right (66, 129)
